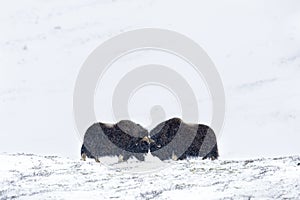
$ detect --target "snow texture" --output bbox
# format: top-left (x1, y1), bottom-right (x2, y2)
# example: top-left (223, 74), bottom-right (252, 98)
top-left (0, 153), bottom-right (300, 199)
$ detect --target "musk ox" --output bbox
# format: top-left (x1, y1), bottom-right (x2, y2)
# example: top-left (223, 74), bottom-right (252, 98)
top-left (81, 120), bottom-right (152, 163)
top-left (149, 118), bottom-right (219, 161)
top-left (81, 118), bottom-right (219, 163)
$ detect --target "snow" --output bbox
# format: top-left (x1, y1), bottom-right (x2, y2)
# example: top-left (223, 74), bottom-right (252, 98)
top-left (0, 153), bottom-right (299, 199)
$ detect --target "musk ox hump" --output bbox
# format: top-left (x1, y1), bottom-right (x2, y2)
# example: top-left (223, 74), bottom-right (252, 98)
top-left (116, 120), bottom-right (148, 138)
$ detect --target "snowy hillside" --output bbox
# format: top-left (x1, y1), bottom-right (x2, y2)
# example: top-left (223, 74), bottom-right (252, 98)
top-left (1, 153), bottom-right (300, 199)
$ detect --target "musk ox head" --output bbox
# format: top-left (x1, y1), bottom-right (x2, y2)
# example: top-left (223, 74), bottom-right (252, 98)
top-left (124, 136), bottom-right (155, 154)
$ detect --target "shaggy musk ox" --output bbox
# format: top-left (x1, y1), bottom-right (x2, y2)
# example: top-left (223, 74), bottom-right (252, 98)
top-left (81, 118), bottom-right (219, 162)
top-left (81, 120), bottom-right (152, 162)
top-left (149, 118), bottom-right (219, 161)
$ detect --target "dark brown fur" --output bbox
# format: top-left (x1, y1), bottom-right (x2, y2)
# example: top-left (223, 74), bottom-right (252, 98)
top-left (81, 118), bottom-right (219, 162)
top-left (81, 120), bottom-right (149, 162)
top-left (150, 118), bottom-right (219, 160)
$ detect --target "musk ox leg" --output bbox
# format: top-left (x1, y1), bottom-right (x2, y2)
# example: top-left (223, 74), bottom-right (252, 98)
top-left (95, 157), bottom-right (100, 163)
top-left (202, 144), bottom-right (219, 160)
top-left (119, 153), bottom-right (146, 162)
top-left (172, 151), bottom-right (178, 161)
top-left (134, 154), bottom-right (145, 161)
top-left (121, 152), bottom-right (133, 162)
top-left (118, 154), bottom-right (124, 162)
top-left (81, 153), bottom-right (87, 161)
top-left (121, 153), bottom-right (146, 162)
top-left (203, 155), bottom-right (217, 160)
top-left (81, 144), bottom-right (99, 162)
top-left (178, 153), bottom-right (187, 160)
top-left (81, 144), bottom-right (92, 161)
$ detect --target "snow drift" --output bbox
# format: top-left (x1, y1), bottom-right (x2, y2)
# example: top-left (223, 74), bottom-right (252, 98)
top-left (0, 153), bottom-right (299, 199)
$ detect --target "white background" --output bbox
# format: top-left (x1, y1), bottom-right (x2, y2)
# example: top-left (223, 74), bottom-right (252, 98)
top-left (0, 0), bottom-right (300, 159)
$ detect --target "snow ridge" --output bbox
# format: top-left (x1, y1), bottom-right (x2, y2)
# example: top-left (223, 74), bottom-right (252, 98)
top-left (0, 153), bottom-right (299, 199)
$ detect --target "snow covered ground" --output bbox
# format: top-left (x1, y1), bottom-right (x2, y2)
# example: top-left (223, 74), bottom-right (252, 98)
top-left (0, 153), bottom-right (300, 199)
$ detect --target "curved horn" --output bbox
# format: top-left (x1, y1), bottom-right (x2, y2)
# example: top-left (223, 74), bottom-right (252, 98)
top-left (141, 136), bottom-right (155, 143)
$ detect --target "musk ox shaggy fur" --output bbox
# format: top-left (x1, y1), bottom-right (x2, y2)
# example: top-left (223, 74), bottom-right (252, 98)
top-left (81, 120), bottom-right (151, 162)
top-left (81, 118), bottom-right (219, 163)
top-left (149, 118), bottom-right (219, 161)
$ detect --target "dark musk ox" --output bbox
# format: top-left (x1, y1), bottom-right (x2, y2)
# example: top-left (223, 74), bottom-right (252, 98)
top-left (81, 118), bottom-right (219, 163)
top-left (149, 118), bottom-right (219, 161)
top-left (81, 120), bottom-right (152, 163)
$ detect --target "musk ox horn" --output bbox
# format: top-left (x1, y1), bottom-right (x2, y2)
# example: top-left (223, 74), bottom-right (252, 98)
top-left (141, 136), bottom-right (155, 143)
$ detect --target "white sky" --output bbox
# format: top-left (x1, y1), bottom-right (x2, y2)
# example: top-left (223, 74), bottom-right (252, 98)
top-left (0, 0), bottom-right (300, 159)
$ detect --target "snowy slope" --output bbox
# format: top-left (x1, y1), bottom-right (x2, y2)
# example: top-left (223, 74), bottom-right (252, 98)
top-left (0, 153), bottom-right (300, 199)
